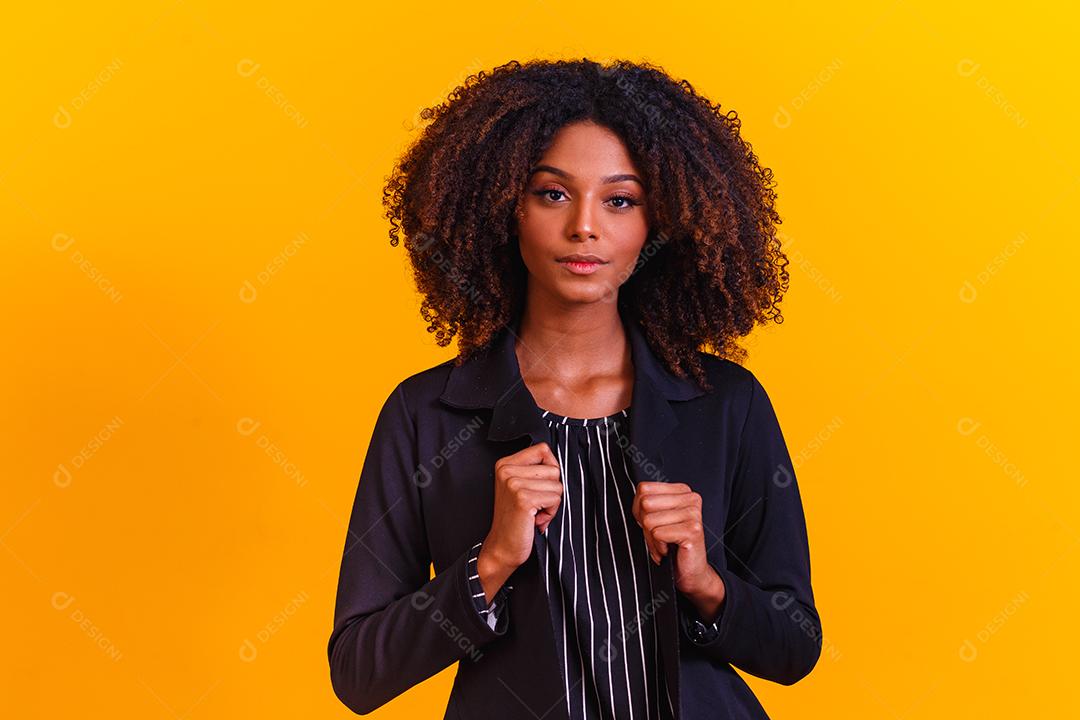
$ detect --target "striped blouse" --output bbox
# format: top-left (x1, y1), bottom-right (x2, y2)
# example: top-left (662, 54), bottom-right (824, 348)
top-left (468, 404), bottom-right (675, 720)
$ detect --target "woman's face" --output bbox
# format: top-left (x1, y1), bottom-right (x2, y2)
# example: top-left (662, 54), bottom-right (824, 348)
top-left (516, 120), bottom-right (650, 307)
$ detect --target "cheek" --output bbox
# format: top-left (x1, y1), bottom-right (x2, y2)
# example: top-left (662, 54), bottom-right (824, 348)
top-left (516, 213), bottom-right (559, 261)
top-left (516, 231), bottom-right (552, 276)
top-left (518, 205), bottom-right (554, 239)
top-left (614, 229), bottom-right (650, 270)
top-left (612, 250), bottom-right (643, 281)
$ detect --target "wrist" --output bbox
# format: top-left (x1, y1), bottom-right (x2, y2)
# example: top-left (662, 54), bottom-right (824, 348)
top-left (682, 567), bottom-right (726, 625)
top-left (476, 542), bottom-right (514, 604)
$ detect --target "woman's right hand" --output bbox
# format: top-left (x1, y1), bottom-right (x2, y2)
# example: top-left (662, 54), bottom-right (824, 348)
top-left (476, 441), bottom-right (563, 603)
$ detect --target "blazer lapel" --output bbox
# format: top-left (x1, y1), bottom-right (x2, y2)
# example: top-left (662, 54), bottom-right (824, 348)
top-left (623, 320), bottom-right (702, 720)
top-left (438, 313), bottom-right (706, 719)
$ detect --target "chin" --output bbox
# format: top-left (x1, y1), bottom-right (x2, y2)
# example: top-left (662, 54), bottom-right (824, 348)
top-left (554, 284), bottom-right (616, 306)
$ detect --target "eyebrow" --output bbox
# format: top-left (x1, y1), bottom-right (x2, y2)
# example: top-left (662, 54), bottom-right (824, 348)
top-left (528, 164), bottom-right (644, 187)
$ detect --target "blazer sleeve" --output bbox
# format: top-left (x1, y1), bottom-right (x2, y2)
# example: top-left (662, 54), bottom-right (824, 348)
top-left (466, 540), bottom-right (513, 632)
top-left (678, 372), bottom-right (823, 686)
top-left (327, 381), bottom-right (508, 715)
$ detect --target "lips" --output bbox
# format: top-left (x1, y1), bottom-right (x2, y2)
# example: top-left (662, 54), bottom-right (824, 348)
top-left (557, 257), bottom-right (607, 275)
top-left (556, 254), bottom-right (608, 264)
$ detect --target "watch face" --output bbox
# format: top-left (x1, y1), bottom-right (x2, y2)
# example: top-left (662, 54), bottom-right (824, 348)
top-left (690, 619), bottom-right (719, 643)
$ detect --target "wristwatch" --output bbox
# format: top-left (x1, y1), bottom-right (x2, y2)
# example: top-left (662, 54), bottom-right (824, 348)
top-left (687, 616), bottom-right (721, 644)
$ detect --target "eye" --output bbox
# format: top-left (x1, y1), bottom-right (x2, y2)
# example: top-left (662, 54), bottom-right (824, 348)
top-left (532, 188), bottom-right (567, 203)
top-left (607, 194), bottom-right (641, 210)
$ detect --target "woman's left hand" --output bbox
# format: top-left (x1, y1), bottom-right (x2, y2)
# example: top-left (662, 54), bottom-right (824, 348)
top-left (631, 481), bottom-right (722, 599)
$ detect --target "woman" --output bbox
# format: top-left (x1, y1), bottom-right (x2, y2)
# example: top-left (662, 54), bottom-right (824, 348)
top-left (329, 58), bottom-right (822, 720)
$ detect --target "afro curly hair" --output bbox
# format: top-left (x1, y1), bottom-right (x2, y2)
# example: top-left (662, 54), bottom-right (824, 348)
top-left (382, 57), bottom-right (790, 392)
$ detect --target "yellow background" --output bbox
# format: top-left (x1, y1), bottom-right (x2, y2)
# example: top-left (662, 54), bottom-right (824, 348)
top-left (3, 1), bottom-right (1077, 717)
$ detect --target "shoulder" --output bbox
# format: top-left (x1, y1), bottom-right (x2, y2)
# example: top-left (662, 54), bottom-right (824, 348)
top-left (381, 357), bottom-right (458, 413)
top-left (692, 351), bottom-right (791, 452)
top-left (694, 350), bottom-right (762, 398)
top-left (362, 358), bottom-right (458, 439)
top-left (690, 350), bottom-right (782, 430)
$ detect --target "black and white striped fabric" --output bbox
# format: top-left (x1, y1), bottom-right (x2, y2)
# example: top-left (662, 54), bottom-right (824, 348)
top-left (465, 404), bottom-right (675, 719)
top-left (535, 404), bottom-right (674, 720)
top-left (467, 540), bottom-right (512, 633)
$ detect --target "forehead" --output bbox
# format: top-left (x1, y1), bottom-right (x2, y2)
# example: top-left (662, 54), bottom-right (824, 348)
top-left (533, 121), bottom-right (640, 180)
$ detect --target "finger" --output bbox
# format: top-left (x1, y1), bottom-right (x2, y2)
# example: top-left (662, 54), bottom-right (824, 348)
top-left (502, 475), bottom-right (562, 500)
top-left (652, 521), bottom-right (703, 548)
top-left (634, 485), bottom-right (691, 554)
top-left (504, 478), bottom-right (564, 497)
top-left (499, 442), bottom-right (557, 469)
top-left (502, 465), bottom-right (563, 484)
top-left (646, 525), bottom-right (666, 563)
top-left (535, 442), bottom-right (560, 467)
top-left (631, 490), bottom-right (666, 563)
top-left (535, 495), bottom-right (562, 525)
top-left (636, 481), bottom-right (692, 497)
top-left (536, 505), bottom-right (561, 535)
top-left (520, 490), bottom-right (562, 517)
top-left (649, 539), bottom-right (667, 564)
top-left (643, 528), bottom-right (671, 559)
top-left (538, 504), bottom-right (562, 534)
top-left (642, 508), bottom-right (701, 560)
top-left (641, 506), bottom-right (700, 534)
top-left (630, 484), bottom-right (665, 519)
top-left (635, 519), bottom-right (666, 564)
top-left (638, 491), bottom-right (700, 514)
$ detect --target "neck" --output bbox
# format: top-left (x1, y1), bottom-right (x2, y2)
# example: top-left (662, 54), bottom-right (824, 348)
top-left (513, 300), bottom-right (629, 384)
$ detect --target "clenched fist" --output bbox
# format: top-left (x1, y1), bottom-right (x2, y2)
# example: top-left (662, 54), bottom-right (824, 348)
top-left (475, 441), bottom-right (563, 604)
top-left (632, 481), bottom-right (722, 600)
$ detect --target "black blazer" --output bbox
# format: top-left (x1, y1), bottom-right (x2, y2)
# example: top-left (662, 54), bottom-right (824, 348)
top-left (328, 315), bottom-right (822, 719)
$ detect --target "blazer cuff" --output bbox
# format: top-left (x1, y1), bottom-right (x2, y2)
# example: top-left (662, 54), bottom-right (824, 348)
top-left (464, 540), bottom-right (512, 635)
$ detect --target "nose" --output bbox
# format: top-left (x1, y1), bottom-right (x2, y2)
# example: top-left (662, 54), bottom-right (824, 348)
top-left (567, 194), bottom-right (598, 241)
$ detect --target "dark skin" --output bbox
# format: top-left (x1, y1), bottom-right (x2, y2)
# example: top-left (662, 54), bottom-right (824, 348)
top-left (476, 120), bottom-right (726, 625)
